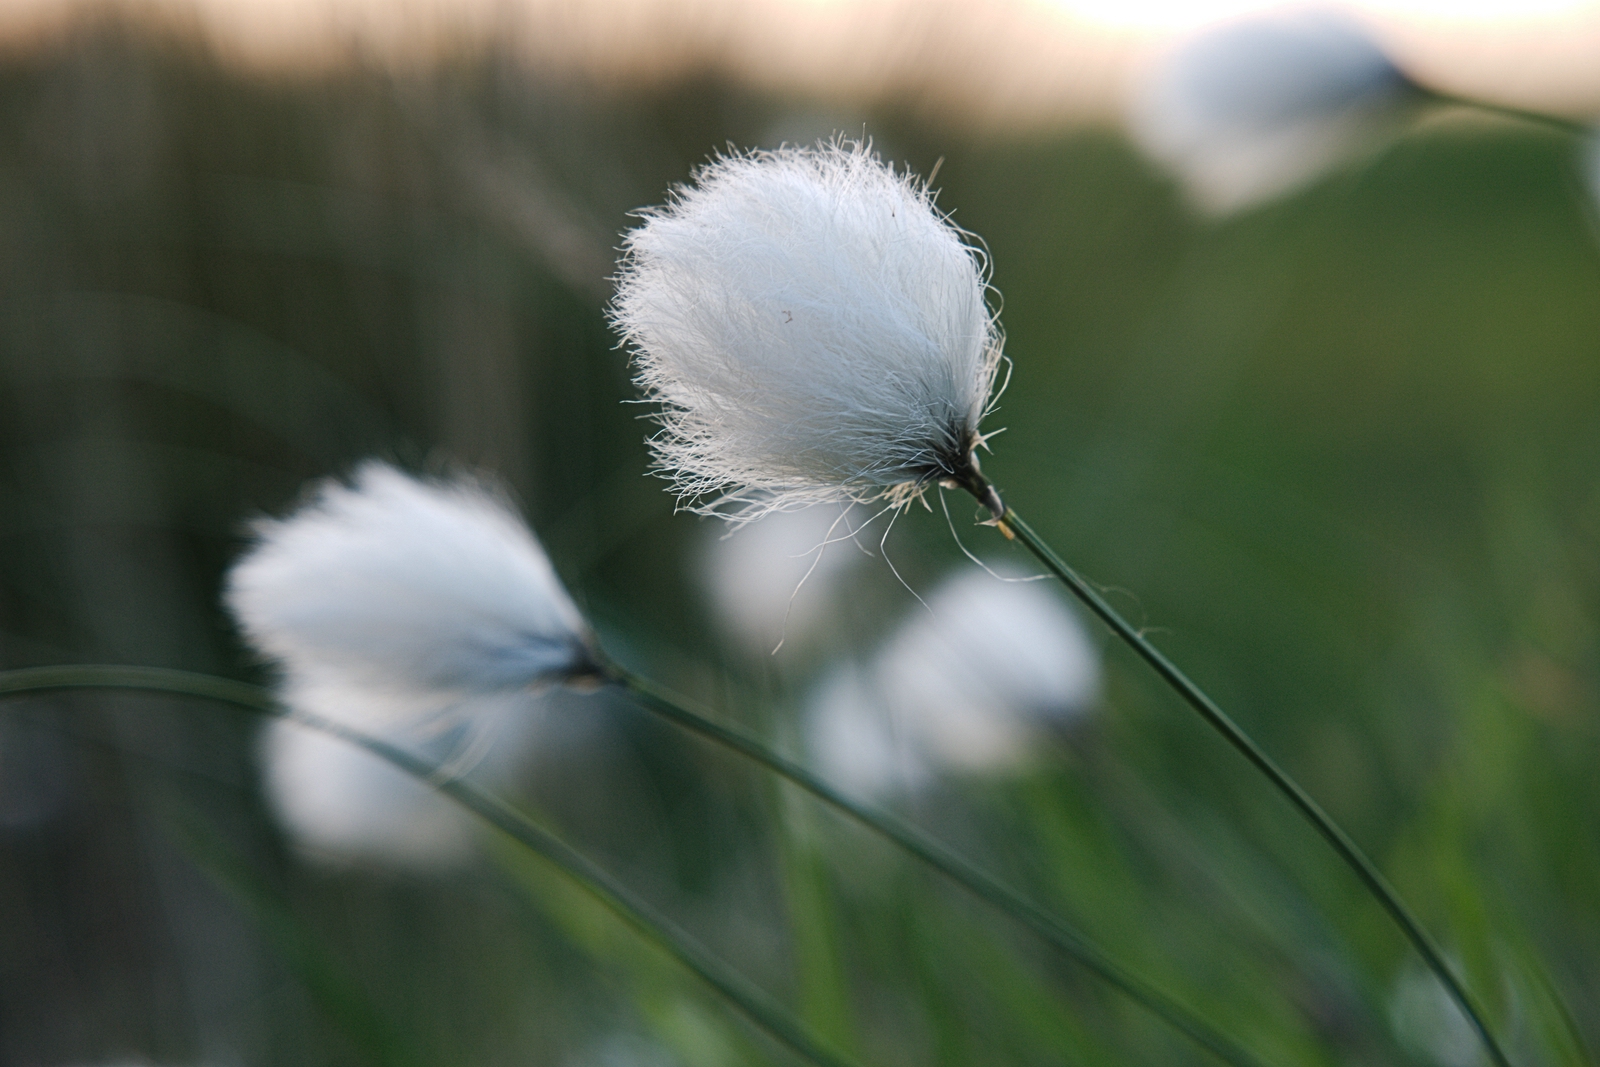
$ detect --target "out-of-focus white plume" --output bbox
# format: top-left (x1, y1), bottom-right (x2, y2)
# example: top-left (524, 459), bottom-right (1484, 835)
top-left (805, 568), bottom-right (1099, 800)
top-left (701, 505), bottom-right (868, 656)
top-left (225, 460), bottom-right (597, 867)
top-left (805, 667), bottom-right (932, 801)
top-left (258, 676), bottom-right (545, 870)
top-left (611, 139), bottom-right (1003, 521)
top-left (875, 568), bottom-right (1099, 770)
top-left (1128, 9), bottom-right (1411, 215)
top-left (226, 460), bottom-right (596, 702)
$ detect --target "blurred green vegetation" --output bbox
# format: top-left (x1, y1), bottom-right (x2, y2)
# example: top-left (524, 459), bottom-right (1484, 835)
top-left (0, 15), bottom-right (1596, 1067)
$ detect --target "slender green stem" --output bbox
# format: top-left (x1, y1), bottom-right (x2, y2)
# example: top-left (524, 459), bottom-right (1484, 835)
top-left (7, 664), bottom-right (1267, 1065)
top-left (0, 664), bottom-right (862, 1067)
top-left (986, 501), bottom-right (1512, 1067)
top-left (1418, 87), bottom-right (1591, 140)
top-left (609, 665), bottom-right (1268, 1067)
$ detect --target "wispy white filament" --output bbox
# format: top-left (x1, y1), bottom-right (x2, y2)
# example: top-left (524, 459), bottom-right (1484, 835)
top-left (700, 504), bottom-right (868, 656)
top-left (805, 569), bottom-right (1100, 799)
top-left (612, 139), bottom-right (1004, 519)
top-left (1129, 10), bottom-right (1411, 214)
top-left (225, 461), bottom-right (596, 704)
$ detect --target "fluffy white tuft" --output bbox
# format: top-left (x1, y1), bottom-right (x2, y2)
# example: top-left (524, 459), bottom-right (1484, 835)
top-left (225, 461), bottom-right (596, 706)
top-left (875, 568), bottom-right (1099, 769)
top-left (1128, 10), bottom-right (1410, 214)
top-left (805, 666), bottom-right (933, 802)
top-left (259, 672), bottom-right (545, 869)
top-left (611, 139), bottom-right (1004, 520)
top-left (805, 568), bottom-right (1099, 799)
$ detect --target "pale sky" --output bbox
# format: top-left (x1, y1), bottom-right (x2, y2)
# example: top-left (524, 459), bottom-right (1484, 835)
top-left (1053, 0), bottom-right (1598, 31)
top-left (1, 0), bottom-right (1595, 126)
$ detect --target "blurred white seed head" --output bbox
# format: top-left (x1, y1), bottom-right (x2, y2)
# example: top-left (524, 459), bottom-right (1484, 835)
top-left (806, 568), bottom-right (1099, 799)
top-left (805, 666), bottom-right (933, 802)
top-left (611, 139), bottom-right (1004, 521)
top-left (1129, 9), bottom-right (1412, 215)
top-left (701, 504), bottom-right (868, 656)
top-left (876, 568), bottom-right (1100, 770)
top-left (226, 460), bottom-right (598, 709)
top-left (260, 676), bottom-right (545, 870)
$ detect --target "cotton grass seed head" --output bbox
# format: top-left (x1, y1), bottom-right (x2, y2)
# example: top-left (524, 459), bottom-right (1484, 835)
top-left (805, 568), bottom-right (1100, 800)
top-left (259, 675), bottom-right (546, 869)
top-left (225, 461), bottom-right (599, 711)
top-left (873, 568), bottom-right (1100, 771)
top-left (1129, 9), bottom-right (1411, 214)
top-left (611, 139), bottom-right (1005, 521)
top-left (805, 665), bottom-right (933, 802)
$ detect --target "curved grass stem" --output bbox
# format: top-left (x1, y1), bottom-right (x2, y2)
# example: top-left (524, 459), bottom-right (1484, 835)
top-left (610, 666), bottom-right (1268, 1067)
top-left (1, 663), bottom-right (1264, 1067)
top-left (982, 496), bottom-right (1513, 1067)
top-left (1418, 87), bottom-right (1591, 140)
top-left (0, 664), bottom-right (863, 1067)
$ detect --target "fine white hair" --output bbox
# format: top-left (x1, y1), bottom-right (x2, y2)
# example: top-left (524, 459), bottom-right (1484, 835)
top-left (611, 139), bottom-right (1004, 521)
top-left (1128, 9), bottom-right (1410, 214)
top-left (700, 504), bottom-right (867, 656)
top-left (805, 568), bottom-right (1099, 800)
top-left (225, 460), bottom-right (596, 707)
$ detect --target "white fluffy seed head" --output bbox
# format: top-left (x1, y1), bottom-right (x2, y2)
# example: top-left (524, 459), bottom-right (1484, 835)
top-left (805, 568), bottom-right (1100, 799)
top-left (1129, 9), bottom-right (1410, 214)
top-left (874, 568), bottom-right (1100, 772)
top-left (804, 666), bottom-right (932, 803)
top-left (611, 139), bottom-right (1004, 520)
top-left (259, 675), bottom-right (546, 869)
top-left (261, 717), bottom-right (479, 868)
top-left (225, 461), bottom-right (597, 708)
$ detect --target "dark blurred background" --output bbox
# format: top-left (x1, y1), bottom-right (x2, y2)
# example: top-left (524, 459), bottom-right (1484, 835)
top-left (0, 5), bottom-right (1596, 1066)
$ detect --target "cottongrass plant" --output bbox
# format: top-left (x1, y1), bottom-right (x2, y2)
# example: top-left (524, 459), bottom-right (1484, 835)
top-left (21, 459), bottom-right (1247, 1065)
top-left (1127, 8), bottom-right (1592, 216)
top-left (225, 460), bottom-right (603, 702)
top-left (612, 138), bottom-right (1005, 522)
top-left (226, 462), bottom-right (594, 867)
top-left (1127, 8), bottom-right (1413, 214)
top-left (614, 137), bottom-right (1516, 1066)
top-left (0, 458), bottom-right (1269, 1063)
